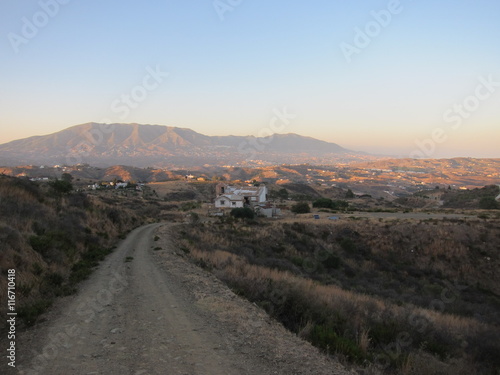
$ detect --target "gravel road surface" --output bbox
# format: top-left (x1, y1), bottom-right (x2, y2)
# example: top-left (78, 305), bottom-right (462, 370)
top-left (12, 223), bottom-right (354, 375)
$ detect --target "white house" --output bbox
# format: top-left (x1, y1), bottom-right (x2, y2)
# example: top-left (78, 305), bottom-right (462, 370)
top-left (215, 194), bottom-right (244, 209)
top-left (496, 185), bottom-right (500, 201)
top-left (214, 183), bottom-right (267, 209)
top-left (115, 182), bottom-right (128, 189)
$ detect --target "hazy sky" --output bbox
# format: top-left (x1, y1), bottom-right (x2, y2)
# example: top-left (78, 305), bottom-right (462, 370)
top-left (1, 0), bottom-right (499, 158)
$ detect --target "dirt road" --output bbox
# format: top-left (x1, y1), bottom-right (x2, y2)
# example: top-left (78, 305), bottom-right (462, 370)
top-left (13, 223), bottom-right (353, 375)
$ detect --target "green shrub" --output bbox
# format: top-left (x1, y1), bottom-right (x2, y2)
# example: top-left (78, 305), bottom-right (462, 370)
top-left (29, 231), bottom-right (75, 258)
top-left (291, 256), bottom-right (304, 267)
top-left (291, 202), bottom-right (310, 214)
top-left (309, 323), bottom-right (366, 363)
top-left (323, 255), bottom-right (341, 269)
top-left (230, 207), bottom-right (255, 219)
top-left (188, 212), bottom-right (200, 224)
top-left (313, 198), bottom-right (334, 209)
top-left (370, 321), bottom-right (402, 345)
top-left (180, 201), bottom-right (201, 211)
top-left (278, 188), bottom-right (289, 200)
top-left (345, 189), bottom-right (355, 199)
top-left (290, 222), bottom-right (306, 233)
top-left (423, 338), bottom-right (451, 360)
top-left (69, 265), bottom-right (93, 284)
top-left (46, 272), bottom-right (64, 287)
top-left (29, 235), bottom-right (52, 254)
top-left (313, 198), bottom-right (349, 210)
top-left (479, 197), bottom-right (499, 209)
top-left (49, 179), bottom-right (73, 194)
top-left (17, 300), bottom-right (52, 326)
top-left (339, 238), bottom-right (356, 252)
top-left (33, 263), bottom-right (43, 276)
top-left (69, 246), bottom-right (112, 284)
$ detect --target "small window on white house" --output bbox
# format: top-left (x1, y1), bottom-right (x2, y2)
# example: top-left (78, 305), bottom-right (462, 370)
top-left (220, 200), bottom-right (225, 205)
top-left (232, 202), bottom-right (236, 206)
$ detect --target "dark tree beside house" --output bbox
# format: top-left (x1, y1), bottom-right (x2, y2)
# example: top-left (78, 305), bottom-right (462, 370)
top-left (230, 207), bottom-right (255, 219)
top-left (277, 188), bottom-right (289, 201)
top-left (291, 202), bottom-right (310, 214)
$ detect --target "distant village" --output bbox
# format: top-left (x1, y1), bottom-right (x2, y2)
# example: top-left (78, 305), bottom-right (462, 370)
top-left (88, 180), bottom-right (145, 191)
top-left (2, 161), bottom-right (499, 206)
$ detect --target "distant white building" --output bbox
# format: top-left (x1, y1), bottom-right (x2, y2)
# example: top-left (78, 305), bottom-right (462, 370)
top-left (496, 185), bottom-right (500, 201)
top-left (215, 194), bottom-right (245, 209)
top-left (214, 183), bottom-right (267, 209)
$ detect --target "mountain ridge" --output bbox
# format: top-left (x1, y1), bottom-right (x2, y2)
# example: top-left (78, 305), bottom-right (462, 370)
top-left (0, 123), bottom-right (356, 167)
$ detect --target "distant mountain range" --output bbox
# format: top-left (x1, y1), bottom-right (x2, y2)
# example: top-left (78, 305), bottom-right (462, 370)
top-left (0, 123), bottom-right (361, 167)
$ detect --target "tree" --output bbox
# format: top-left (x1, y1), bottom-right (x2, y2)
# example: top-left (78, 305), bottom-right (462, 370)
top-left (61, 173), bottom-right (73, 183)
top-left (313, 198), bottom-right (334, 209)
top-left (230, 207), bottom-right (255, 219)
top-left (313, 198), bottom-right (348, 211)
top-left (345, 189), bottom-right (355, 199)
top-left (277, 188), bottom-right (289, 201)
top-left (332, 200), bottom-right (349, 210)
top-left (49, 179), bottom-right (73, 194)
top-left (479, 197), bottom-right (499, 210)
top-left (291, 202), bottom-right (310, 214)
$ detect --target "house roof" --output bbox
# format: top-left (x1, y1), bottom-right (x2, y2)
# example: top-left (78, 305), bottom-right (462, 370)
top-left (219, 194), bottom-right (244, 201)
top-left (222, 184), bottom-right (266, 197)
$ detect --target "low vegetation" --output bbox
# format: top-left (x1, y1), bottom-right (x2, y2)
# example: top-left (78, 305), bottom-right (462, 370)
top-left (401, 185), bottom-right (500, 210)
top-left (2, 173), bottom-right (499, 373)
top-left (291, 202), bottom-right (311, 214)
top-left (313, 198), bottom-right (349, 211)
top-left (174, 216), bottom-right (500, 374)
top-left (0, 175), bottom-right (160, 328)
top-left (230, 207), bottom-right (255, 219)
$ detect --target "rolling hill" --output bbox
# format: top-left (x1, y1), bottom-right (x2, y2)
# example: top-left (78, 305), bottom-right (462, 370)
top-left (0, 123), bottom-right (356, 167)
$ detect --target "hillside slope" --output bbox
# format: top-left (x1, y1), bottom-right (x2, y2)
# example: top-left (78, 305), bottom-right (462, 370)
top-left (0, 175), bottom-right (156, 329)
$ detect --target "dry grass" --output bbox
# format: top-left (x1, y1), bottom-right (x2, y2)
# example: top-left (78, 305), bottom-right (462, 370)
top-left (175, 217), bottom-right (500, 374)
top-left (190, 245), bottom-right (487, 336)
top-left (0, 176), bottom-right (147, 327)
top-left (401, 351), bottom-right (479, 375)
top-left (358, 328), bottom-right (371, 355)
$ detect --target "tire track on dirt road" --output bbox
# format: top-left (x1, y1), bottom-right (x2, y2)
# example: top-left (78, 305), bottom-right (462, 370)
top-left (13, 223), bottom-right (353, 375)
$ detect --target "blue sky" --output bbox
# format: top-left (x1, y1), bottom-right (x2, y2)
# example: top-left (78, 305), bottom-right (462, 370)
top-left (1, 0), bottom-right (499, 158)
